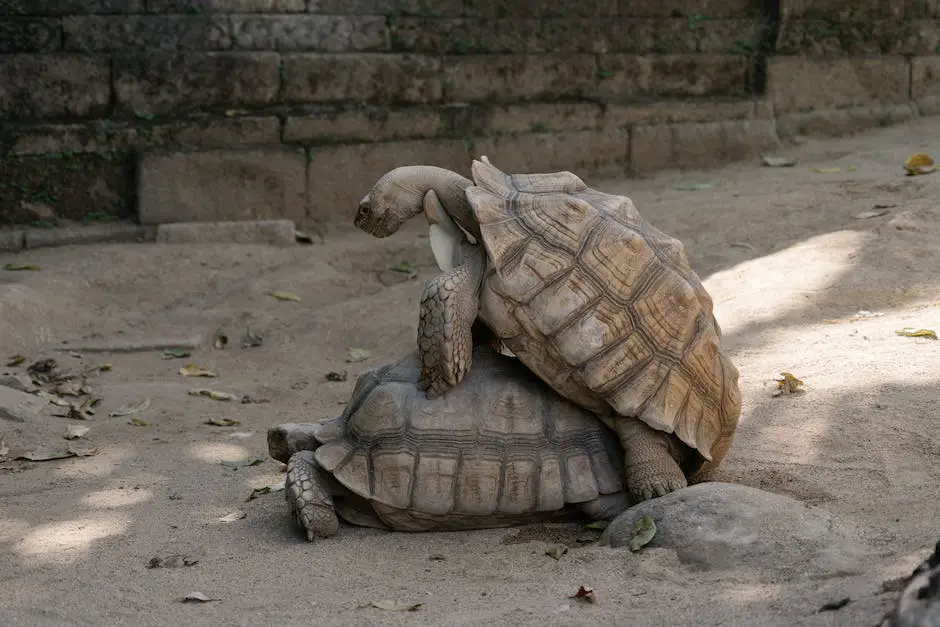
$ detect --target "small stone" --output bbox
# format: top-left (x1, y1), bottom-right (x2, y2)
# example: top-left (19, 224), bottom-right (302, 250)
top-left (0, 372), bottom-right (38, 393)
top-left (0, 385), bottom-right (45, 423)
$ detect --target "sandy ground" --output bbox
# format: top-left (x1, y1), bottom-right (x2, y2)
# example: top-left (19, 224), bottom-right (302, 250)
top-left (1, 119), bottom-right (939, 627)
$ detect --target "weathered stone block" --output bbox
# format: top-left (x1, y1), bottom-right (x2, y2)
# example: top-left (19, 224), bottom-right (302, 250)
top-left (147, 0), bottom-right (306, 10)
top-left (442, 54), bottom-right (597, 102)
top-left (63, 15), bottom-right (231, 52)
top-left (0, 229), bottom-right (25, 252)
top-left (629, 118), bottom-right (779, 175)
top-left (912, 56), bottom-right (940, 100)
top-left (766, 57), bottom-right (910, 113)
top-left (775, 104), bottom-right (918, 138)
top-left (775, 18), bottom-right (940, 56)
top-left (282, 53), bottom-right (441, 104)
top-left (540, 18), bottom-right (762, 55)
top-left (778, 0), bottom-right (902, 20)
top-left (0, 153), bottom-right (133, 224)
top-left (283, 106), bottom-right (440, 142)
top-left (228, 15), bottom-right (389, 51)
top-left (482, 102), bottom-right (602, 134)
top-left (308, 0), bottom-right (464, 15)
top-left (0, 0), bottom-right (144, 14)
top-left (24, 223), bottom-right (155, 249)
top-left (464, 0), bottom-right (616, 18)
top-left (8, 117), bottom-right (282, 156)
top-left (473, 129), bottom-right (628, 177)
top-left (0, 54), bottom-right (110, 119)
top-left (138, 149), bottom-right (307, 225)
top-left (306, 140), bottom-right (470, 225)
top-left (391, 18), bottom-right (538, 53)
top-left (620, 0), bottom-right (757, 18)
top-left (603, 99), bottom-right (760, 129)
top-left (113, 52), bottom-right (280, 115)
top-left (0, 19), bottom-right (61, 53)
top-left (917, 95), bottom-right (940, 116)
top-left (592, 54), bottom-right (750, 100)
top-left (156, 219), bottom-right (296, 246)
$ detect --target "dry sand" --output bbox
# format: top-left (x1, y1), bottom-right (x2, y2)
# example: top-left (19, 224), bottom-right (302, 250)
top-left (1, 120), bottom-right (939, 626)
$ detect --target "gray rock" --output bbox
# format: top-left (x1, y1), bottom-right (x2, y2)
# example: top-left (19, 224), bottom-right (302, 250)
top-left (881, 541), bottom-right (940, 627)
top-left (24, 223), bottom-right (156, 249)
top-left (0, 385), bottom-right (44, 423)
top-left (0, 372), bottom-right (38, 393)
top-left (600, 482), bottom-right (864, 578)
top-left (0, 229), bottom-right (25, 252)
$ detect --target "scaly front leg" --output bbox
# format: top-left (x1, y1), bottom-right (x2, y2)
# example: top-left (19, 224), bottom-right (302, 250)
top-left (416, 242), bottom-right (486, 398)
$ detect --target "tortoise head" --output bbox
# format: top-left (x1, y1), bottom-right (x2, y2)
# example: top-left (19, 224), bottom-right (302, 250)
top-left (355, 167), bottom-right (427, 238)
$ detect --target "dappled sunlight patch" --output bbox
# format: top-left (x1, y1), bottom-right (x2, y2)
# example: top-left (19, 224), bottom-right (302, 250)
top-left (12, 515), bottom-right (129, 565)
top-left (704, 230), bottom-right (874, 336)
top-left (187, 441), bottom-right (252, 464)
top-left (718, 581), bottom-right (782, 604)
top-left (80, 487), bottom-right (154, 510)
top-left (48, 444), bottom-right (136, 480)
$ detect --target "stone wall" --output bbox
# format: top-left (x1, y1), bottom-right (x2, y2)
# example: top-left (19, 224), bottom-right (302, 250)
top-left (0, 0), bottom-right (936, 230)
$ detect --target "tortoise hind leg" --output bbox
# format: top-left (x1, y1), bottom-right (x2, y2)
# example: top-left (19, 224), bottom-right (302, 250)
top-left (285, 450), bottom-right (340, 541)
top-left (417, 242), bottom-right (487, 399)
top-left (615, 418), bottom-right (688, 502)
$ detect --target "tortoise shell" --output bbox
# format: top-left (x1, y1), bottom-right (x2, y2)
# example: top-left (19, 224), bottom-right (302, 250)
top-left (312, 349), bottom-right (625, 528)
top-left (464, 160), bottom-right (741, 472)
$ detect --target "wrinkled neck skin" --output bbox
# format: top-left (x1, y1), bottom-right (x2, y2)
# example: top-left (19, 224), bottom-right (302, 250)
top-left (361, 166), bottom-right (481, 240)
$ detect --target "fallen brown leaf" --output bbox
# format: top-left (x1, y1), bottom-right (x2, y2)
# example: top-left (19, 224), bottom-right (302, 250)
top-left (569, 585), bottom-right (598, 604)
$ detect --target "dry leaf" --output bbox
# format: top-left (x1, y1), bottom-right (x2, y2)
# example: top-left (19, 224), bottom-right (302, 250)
top-left (188, 388), bottom-right (236, 401)
top-left (854, 209), bottom-right (891, 219)
top-left (674, 182), bottom-right (712, 190)
top-left (16, 448), bottom-right (75, 461)
top-left (109, 398), bottom-right (151, 417)
top-left (270, 291), bottom-right (301, 302)
top-left (55, 379), bottom-right (88, 397)
top-left (64, 425), bottom-right (90, 440)
top-left (545, 545), bottom-right (568, 560)
top-left (161, 349), bottom-right (191, 360)
top-left (219, 510), bottom-right (246, 523)
top-left (390, 260), bottom-right (417, 275)
top-left (3, 263), bottom-right (40, 271)
top-left (220, 458), bottom-right (265, 469)
top-left (629, 515), bottom-right (657, 552)
top-left (5, 354), bottom-right (25, 367)
top-left (242, 328), bottom-right (263, 348)
top-left (761, 155), bottom-right (796, 167)
top-left (147, 555), bottom-right (199, 569)
top-left (584, 520), bottom-right (610, 530)
top-left (370, 600), bottom-right (424, 612)
top-left (569, 585), bottom-right (598, 604)
top-left (36, 390), bottom-right (71, 407)
top-left (213, 332), bottom-right (229, 350)
top-left (179, 364), bottom-right (217, 378)
top-left (894, 327), bottom-right (938, 340)
top-left (346, 347), bottom-right (371, 363)
top-left (325, 370), bottom-right (348, 382)
top-left (67, 441), bottom-right (97, 457)
top-left (773, 372), bottom-right (805, 396)
top-left (246, 480), bottom-right (286, 501)
top-left (182, 592), bottom-right (219, 603)
top-left (812, 167), bottom-right (841, 174)
top-left (904, 153), bottom-right (935, 176)
top-left (128, 418), bottom-right (150, 427)
top-left (206, 417), bottom-right (240, 427)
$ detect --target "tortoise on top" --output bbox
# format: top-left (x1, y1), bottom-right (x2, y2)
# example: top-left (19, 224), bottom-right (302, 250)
top-left (354, 157), bottom-right (741, 502)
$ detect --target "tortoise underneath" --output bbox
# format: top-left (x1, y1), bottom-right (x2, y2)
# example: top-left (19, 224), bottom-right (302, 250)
top-left (267, 346), bottom-right (640, 540)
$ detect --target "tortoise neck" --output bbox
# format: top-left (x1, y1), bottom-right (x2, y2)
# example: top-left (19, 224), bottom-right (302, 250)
top-left (405, 166), bottom-right (481, 240)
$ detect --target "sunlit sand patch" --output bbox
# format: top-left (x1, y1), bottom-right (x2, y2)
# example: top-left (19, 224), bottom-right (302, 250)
top-left (705, 230), bottom-right (874, 335)
top-left (0, 518), bottom-right (31, 545)
top-left (49, 445), bottom-right (136, 480)
top-left (187, 442), bottom-right (252, 464)
top-left (80, 487), bottom-right (153, 509)
top-left (12, 516), bottom-right (129, 565)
